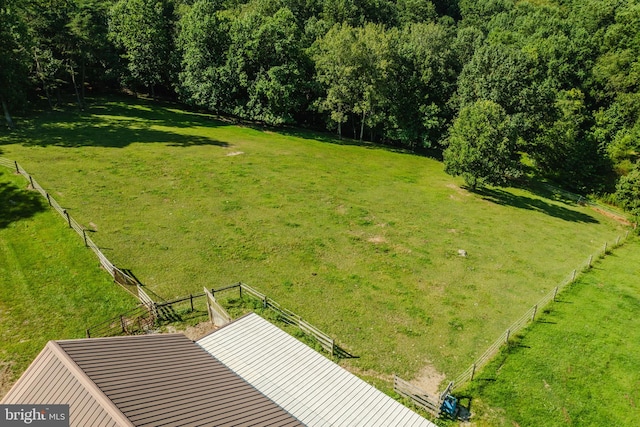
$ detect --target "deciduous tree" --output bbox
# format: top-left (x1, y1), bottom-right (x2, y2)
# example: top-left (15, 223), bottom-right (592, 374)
top-left (225, 5), bottom-right (311, 124)
top-left (176, 0), bottom-right (231, 112)
top-left (443, 99), bottom-right (520, 188)
top-left (615, 163), bottom-right (640, 226)
top-left (109, 0), bottom-right (176, 97)
top-left (0, 0), bottom-right (30, 128)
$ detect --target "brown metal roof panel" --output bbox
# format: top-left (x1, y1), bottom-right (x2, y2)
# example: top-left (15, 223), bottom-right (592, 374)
top-left (89, 365), bottom-right (228, 391)
top-left (153, 401), bottom-right (301, 426)
top-left (70, 352), bottom-right (218, 371)
top-left (107, 384), bottom-right (255, 413)
top-left (113, 374), bottom-right (264, 403)
top-left (215, 405), bottom-right (304, 427)
top-left (125, 383), bottom-right (303, 426)
top-left (147, 401), bottom-right (302, 427)
top-left (194, 411), bottom-right (303, 427)
top-left (105, 377), bottom-right (256, 410)
top-left (125, 392), bottom-right (273, 424)
top-left (56, 334), bottom-right (302, 426)
top-left (57, 334), bottom-right (188, 356)
top-left (46, 341), bottom-right (135, 427)
top-left (68, 359), bottom-right (214, 378)
top-left (155, 409), bottom-right (280, 427)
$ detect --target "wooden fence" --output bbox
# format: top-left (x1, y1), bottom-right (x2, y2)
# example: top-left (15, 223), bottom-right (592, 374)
top-left (137, 285), bottom-right (158, 318)
top-left (451, 232), bottom-right (630, 389)
top-left (2, 158), bottom-right (351, 354)
top-left (204, 287), bottom-right (232, 327)
top-left (226, 283), bottom-right (345, 357)
top-left (84, 281), bottom-right (349, 356)
top-left (394, 375), bottom-right (445, 416)
top-left (541, 182), bottom-right (631, 224)
top-left (1, 158), bottom-right (142, 299)
top-left (7, 157), bottom-right (628, 388)
top-left (85, 305), bottom-right (155, 338)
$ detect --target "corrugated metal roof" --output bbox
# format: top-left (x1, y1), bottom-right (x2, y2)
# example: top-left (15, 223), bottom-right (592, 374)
top-left (1, 343), bottom-right (130, 427)
top-left (3, 334), bottom-right (303, 427)
top-left (197, 313), bottom-right (437, 427)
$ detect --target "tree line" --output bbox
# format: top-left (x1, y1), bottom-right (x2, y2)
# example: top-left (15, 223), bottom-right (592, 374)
top-left (1, 0), bottom-right (639, 219)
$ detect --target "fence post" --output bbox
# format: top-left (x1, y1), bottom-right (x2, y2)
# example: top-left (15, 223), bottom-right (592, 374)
top-left (330, 338), bottom-right (335, 356)
top-left (239, 284), bottom-right (243, 299)
top-left (120, 315), bottom-right (126, 333)
top-left (505, 329), bottom-right (511, 343)
top-left (63, 209), bottom-right (71, 228)
top-left (572, 269), bottom-right (577, 282)
top-left (604, 242), bottom-right (607, 254)
top-left (86, 329), bottom-right (91, 338)
top-left (190, 294), bottom-right (194, 312)
top-left (531, 305), bottom-right (537, 322)
top-left (14, 161), bottom-right (19, 174)
top-left (205, 292), bottom-right (213, 323)
top-left (553, 286), bottom-right (559, 301)
top-left (263, 295), bottom-right (268, 308)
top-left (470, 363), bottom-right (476, 381)
top-left (46, 193), bottom-right (51, 206)
top-left (82, 229), bottom-right (88, 247)
top-left (29, 175), bottom-right (34, 189)
top-left (588, 255), bottom-right (593, 268)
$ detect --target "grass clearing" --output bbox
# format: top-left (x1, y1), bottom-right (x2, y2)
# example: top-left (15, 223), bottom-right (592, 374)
top-left (0, 168), bottom-right (136, 397)
top-left (462, 237), bottom-right (640, 427)
top-left (0, 96), bottom-right (630, 386)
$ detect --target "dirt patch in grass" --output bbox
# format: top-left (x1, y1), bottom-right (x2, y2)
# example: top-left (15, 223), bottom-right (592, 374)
top-left (412, 363), bottom-right (446, 396)
top-left (446, 183), bottom-right (471, 200)
top-left (165, 322), bottom-right (219, 341)
top-left (591, 207), bottom-right (632, 226)
top-left (368, 235), bottom-right (386, 243)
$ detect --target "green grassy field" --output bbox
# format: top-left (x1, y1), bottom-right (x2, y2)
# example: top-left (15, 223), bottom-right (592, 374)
top-left (0, 168), bottom-right (136, 397)
top-left (462, 237), bottom-right (640, 427)
top-left (0, 96), bottom-right (630, 387)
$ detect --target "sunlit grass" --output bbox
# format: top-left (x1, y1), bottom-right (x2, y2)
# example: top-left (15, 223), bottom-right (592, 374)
top-left (463, 237), bottom-right (640, 427)
top-left (0, 95), bottom-right (629, 383)
top-left (0, 169), bottom-right (136, 396)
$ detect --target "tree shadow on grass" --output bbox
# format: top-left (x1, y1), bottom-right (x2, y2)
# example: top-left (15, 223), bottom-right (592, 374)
top-left (472, 187), bottom-right (599, 224)
top-left (0, 179), bottom-right (47, 229)
top-left (0, 97), bottom-right (229, 149)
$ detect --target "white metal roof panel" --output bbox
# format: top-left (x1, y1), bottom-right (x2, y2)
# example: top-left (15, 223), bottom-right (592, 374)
top-left (198, 313), bottom-right (436, 427)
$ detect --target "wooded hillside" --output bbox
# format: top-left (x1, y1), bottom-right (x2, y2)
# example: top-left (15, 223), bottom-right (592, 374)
top-left (1, 0), bottom-right (639, 214)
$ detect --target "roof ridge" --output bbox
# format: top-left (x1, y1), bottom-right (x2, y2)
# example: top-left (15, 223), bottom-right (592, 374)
top-left (48, 341), bottom-right (134, 427)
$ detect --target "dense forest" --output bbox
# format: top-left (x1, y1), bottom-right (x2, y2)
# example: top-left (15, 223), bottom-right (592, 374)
top-left (1, 0), bottom-right (639, 217)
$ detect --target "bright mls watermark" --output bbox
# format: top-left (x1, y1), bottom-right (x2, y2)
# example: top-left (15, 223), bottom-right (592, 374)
top-left (0, 405), bottom-right (68, 426)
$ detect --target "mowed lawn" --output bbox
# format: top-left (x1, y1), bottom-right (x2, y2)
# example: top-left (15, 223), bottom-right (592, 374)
top-left (465, 237), bottom-right (640, 427)
top-left (0, 96), bottom-right (630, 385)
top-left (0, 168), bottom-right (136, 398)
